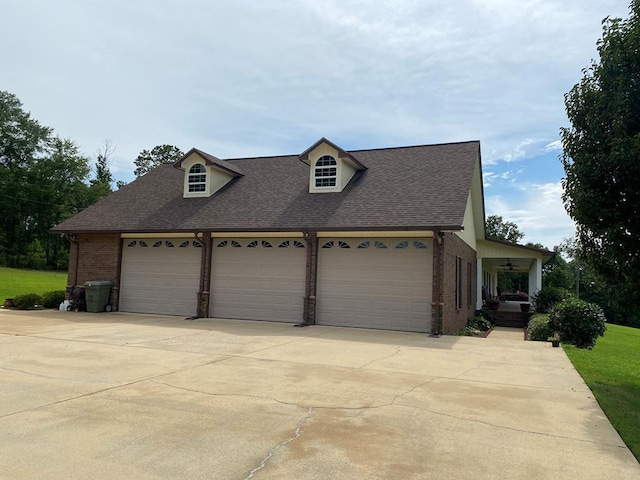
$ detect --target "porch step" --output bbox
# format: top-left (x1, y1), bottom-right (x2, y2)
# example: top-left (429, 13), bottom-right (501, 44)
top-left (490, 311), bottom-right (532, 329)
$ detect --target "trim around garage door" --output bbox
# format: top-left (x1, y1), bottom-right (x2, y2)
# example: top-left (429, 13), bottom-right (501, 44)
top-left (119, 239), bottom-right (202, 317)
top-left (210, 238), bottom-right (307, 323)
top-left (317, 238), bottom-right (433, 332)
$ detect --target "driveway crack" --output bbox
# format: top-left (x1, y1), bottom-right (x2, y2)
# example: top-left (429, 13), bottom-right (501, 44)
top-left (359, 347), bottom-right (402, 369)
top-left (244, 407), bottom-right (314, 480)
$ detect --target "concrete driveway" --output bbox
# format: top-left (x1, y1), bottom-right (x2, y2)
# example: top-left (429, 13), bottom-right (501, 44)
top-left (1, 310), bottom-right (638, 479)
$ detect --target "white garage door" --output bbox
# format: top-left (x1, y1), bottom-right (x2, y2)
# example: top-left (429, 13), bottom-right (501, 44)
top-left (120, 239), bottom-right (202, 317)
top-left (317, 238), bottom-right (433, 332)
top-left (210, 238), bottom-right (307, 323)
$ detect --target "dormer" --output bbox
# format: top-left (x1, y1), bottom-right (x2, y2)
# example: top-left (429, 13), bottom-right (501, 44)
top-left (299, 138), bottom-right (367, 193)
top-left (174, 148), bottom-right (243, 198)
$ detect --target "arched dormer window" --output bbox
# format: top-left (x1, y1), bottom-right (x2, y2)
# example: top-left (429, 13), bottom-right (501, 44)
top-left (188, 164), bottom-right (207, 192)
top-left (314, 155), bottom-right (337, 188)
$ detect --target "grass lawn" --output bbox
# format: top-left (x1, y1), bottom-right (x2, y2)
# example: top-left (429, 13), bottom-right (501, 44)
top-left (564, 323), bottom-right (640, 462)
top-left (0, 267), bottom-right (67, 301)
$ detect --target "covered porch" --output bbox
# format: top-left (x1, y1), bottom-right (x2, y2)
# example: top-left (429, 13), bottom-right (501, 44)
top-left (476, 239), bottom-right (554, 310)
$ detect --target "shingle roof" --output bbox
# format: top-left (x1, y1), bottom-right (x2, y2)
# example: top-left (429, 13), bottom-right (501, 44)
top-left (51, 140), bottom-right (481, 233)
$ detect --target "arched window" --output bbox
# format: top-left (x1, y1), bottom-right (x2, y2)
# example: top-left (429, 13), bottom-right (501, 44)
top-left (188, 164), bottom-right (207, 192)
top-left (314, 155), bottom-right (337, 188)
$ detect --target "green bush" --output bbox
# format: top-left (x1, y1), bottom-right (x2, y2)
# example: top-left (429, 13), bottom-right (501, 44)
top-left (526, 313), bottom-right (554, 341)
top-left (557, 297), bottom-right (606, 349)
top-left (12, 293), bottom-right (42, 310)
top-left (468, 315), bottom-right (492, 331)
top-left (455, 326), bottom-right (483, 337)
top-left (41, 290), bottom-right (66, 308)
top-left (531, 287), bottom-right (571, 314)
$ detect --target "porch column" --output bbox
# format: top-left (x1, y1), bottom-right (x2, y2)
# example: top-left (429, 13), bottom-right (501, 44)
top-left (476, 256), bottom-right (484, 310)
top-left (491, 270), bottom-right (498, 297)
top-left (528, 257), bottom-right (542, 297)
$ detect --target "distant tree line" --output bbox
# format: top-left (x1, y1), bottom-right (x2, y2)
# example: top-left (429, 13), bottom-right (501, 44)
top-left (0, 90), bottom-right (183, 271)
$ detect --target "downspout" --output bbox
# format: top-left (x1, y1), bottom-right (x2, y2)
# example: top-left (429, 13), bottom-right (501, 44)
top-left (64, 233), bottom-right (79, 287)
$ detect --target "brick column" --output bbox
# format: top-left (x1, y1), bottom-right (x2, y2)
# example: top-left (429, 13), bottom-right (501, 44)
top-left (197, 233), bottom-right (212, 318)
top-left (303, 232), bottom-right (318, 325)
top-left (431, 233), bottom-right (444, 335)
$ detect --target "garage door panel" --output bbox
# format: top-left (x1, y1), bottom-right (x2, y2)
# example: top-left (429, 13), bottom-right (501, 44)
top-left (211, 238), bottom-right (306, 323)
top-left (317, 238), bottom-right (433, 333)
top-left (120, 239), bottom-right (201, 317)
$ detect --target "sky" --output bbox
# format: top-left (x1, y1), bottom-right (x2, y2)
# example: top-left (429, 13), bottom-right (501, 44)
top-left (1, 0), bottom-right (631, 249)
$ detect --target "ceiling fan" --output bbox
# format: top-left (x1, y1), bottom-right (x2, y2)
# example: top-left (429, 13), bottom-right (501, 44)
top-left (498, 259), bottom-right (515, 270)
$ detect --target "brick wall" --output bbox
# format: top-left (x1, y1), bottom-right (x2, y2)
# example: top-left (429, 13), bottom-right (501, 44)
top-left (66, 233), bottom-right (122, 310)
top-left (441, 233), bottom-right (477, 334)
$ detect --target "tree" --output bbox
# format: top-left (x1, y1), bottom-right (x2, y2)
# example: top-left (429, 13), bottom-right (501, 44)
top-left (88, 139), bottom-right (115, 202)
top-left (485, 215), bottom-right (525, 243)
top-left (561, 1), bottom-right (640, 325)
top-left (134, 144), bottom-right (184, 177)
top-left (0, 90), bottom-right (93, 269)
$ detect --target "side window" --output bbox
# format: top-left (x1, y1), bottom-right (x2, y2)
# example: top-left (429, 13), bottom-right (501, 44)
top-left (455, 256), bottom-right (463, 310)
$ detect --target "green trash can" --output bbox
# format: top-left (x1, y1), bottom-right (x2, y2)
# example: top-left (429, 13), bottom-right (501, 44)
top-left (84, 281), bottom-right (113, 313)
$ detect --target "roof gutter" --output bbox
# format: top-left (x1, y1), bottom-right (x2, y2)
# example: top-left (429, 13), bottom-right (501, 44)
top-left (50, 225), bottom-right (464, 235)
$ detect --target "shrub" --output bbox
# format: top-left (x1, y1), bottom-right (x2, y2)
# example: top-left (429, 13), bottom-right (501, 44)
top-left (455, 326), bottom-right (483, 337)
top-left (526, 313), bottom-right (554, 341)
top-left (468, 315), bottom-right (492, 331)
top-left (12, 293), bottom-right (42, 310)
top-left (556, 297), bottom-right (606, 349)
top-left (41, 290), bottom-right (66, 308)
top-left (531, 287), bottom-right (570, 314)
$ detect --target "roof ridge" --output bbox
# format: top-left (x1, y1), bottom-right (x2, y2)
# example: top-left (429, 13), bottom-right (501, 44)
top-left (349, 140), bottom-right (480, 154)
top-left (222, 140), bottom-right (480, 162)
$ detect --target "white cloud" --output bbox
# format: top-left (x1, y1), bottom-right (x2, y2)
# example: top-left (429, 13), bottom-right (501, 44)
top-left (545, 140), bottom-right (563, 152)
top-left (485, 181), bottom-right (575, 249)
top-left (0, 0), bottom-right (630, 183)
